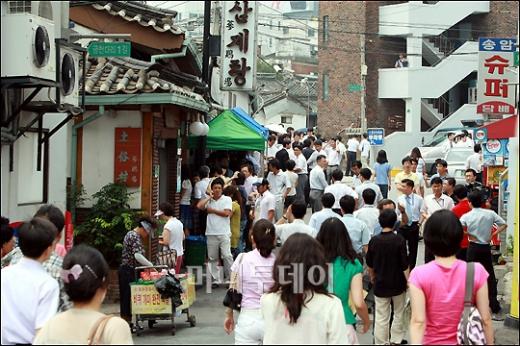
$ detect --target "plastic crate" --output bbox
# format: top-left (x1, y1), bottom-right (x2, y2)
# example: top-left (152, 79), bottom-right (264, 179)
top-left (184, 236), bottom-right (207, 267)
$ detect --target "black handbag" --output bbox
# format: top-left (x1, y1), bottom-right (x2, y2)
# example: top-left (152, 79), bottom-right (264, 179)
top-left (223, 253), bottom-right (244, 311)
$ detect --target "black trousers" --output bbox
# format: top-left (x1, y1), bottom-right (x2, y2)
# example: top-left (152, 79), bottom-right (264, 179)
top-left (118, 265), bottom-right (136, 321)
top-left (456, 247), bottom-right (468, 261)
top-left (398, 222), bottom-right (419, 270)
top-left (347, 151), bottom-right (357, 176)
top-left (467, 242), bottom-right (501, 313)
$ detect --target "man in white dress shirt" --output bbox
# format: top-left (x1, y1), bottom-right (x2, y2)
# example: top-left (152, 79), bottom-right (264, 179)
top-left (307, 139), bottom-right (326, 170)
top-left (308, 193), bottom-right (341, 233)
top-left (1, 218), bottom-right (59, 344)
top-left (465, 143), bottom-right (483, 183)
top-left (275, 202), bottom-right (316, 245)
top-left (309, 155), bottom-right (329, 212)
top-left (359, 133), bottom-right (371, 168)
top-left (267, 159), bottom-right (292, 221)
top-left (325, 169), bottom-right (358, 215)
top-left (422, 176), bottom-right (454, 263)
top-left (266, 134), bottom-right (280, 161)
top-left (252, 178), bottom-right (276, 223)
top-left (355, 168), bottom-right (383, 209)
top-left (325, 139), bottom-right (341, 183)
top-left (354, 188), bottom-right (380, 236)
top-left (346, 135), bottom-right (360, 176)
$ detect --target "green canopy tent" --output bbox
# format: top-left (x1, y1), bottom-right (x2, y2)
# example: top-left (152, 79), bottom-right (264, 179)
top-left (189, 109), bottom-right (266, 151)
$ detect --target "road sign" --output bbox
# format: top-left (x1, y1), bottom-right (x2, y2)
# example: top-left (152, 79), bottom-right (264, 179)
top-left (367, 128), bottom-right (384, 146)
top-left (88, 41), bottom-right (131, 57)
top-left (348, 84), bottom-right (363, 92)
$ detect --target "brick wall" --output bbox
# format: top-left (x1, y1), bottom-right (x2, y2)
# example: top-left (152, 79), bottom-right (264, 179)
top-left (292, 61), bottom-right (318, 75)
top-left (318, 1), bottom-right (365, 138)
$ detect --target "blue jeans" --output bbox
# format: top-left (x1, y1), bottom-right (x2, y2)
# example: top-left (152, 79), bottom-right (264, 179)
top-left (378, 184), bottom-right (389, 199)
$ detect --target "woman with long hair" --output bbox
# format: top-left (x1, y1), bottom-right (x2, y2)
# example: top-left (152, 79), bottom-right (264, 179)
top-left (224, 219), bottom-right (276, 344)
top-left (410, 147), bottom-right (426, 196)
top-left (373, 150), bottom-right (392, 199)
top-left (316, 218), bottom-right (370, 344)
top-left (261, 233), bottom-right (348, 344)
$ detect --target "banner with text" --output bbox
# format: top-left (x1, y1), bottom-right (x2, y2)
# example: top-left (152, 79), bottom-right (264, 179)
top-left (477, 38), bottom-right (517, 115)
top-left (114, 128), bottom-right (142, 187)
top-left (221, 1), bottom-right (258, 91)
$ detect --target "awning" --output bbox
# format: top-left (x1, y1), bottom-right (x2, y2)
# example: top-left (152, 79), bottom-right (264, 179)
top-left (231, 107), bottom-right (269, 139)
top-left (189, 109), bottom-right (267, 151)
top-left (479, 115), bottom-right (518, 139)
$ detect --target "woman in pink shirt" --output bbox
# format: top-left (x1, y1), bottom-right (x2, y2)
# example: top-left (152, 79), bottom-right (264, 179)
top-left (408, 209), bottom-right (494, 345)
top-left (224, 219), bottom-right (276, 344)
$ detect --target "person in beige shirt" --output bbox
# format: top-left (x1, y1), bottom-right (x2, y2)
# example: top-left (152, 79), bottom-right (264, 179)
top-left (394, 156), bottom-right (420, 196)
top-left (261, 233), bottom-right (348, 344)
top-left (34, 245), bottom-right (132, 345)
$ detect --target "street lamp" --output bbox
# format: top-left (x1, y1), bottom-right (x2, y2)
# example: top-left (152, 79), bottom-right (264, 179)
top-left (300, 77), bottom-right (310, 128)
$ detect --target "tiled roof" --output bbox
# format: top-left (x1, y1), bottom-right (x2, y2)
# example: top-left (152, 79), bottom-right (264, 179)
top-left (71, 1), bottom-right (183, 35)
top-left (82, 57), bottom-right (205, 103)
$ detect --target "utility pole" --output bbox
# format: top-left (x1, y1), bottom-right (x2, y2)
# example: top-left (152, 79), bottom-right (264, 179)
top-left (202, 0), bottom-right (212, 85)
top-left (360, 33), bottom-right (367, 133)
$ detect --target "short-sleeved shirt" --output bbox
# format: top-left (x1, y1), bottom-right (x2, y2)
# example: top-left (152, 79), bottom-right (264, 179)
top-left (460, 208), bottom-right (506, 244)
top-left (329, 257), bottom-right (363, 325)
top-left (309, 166), bottom-right (328, 191)
top-left (466, 153), bottom-right (482, 173)
top-left (121, 230), bottom-right (145, 268)
top-left (294, 154), bottom-right (308, 174)
top-left (347, 138), bottom-right (359, 152)
top-left (355, 181), bottom-right (383, 208)
top-left (354, 206), bottom-right (380, 236)
top-left (33, 309), bottom-right (133, 345)
top-left (180, 179), bottom-right (193, 205)
top-left (308, 208), bottom-right (341, 233)
top-left (429, 173), bottom-right (451, 185)
top-left (285, 171), bottom-right (298, 197)
top-left (267, 171), bottom-right (291, 196)
top-left (275, 219), bottom-right (316, 245)
top-left (408, 260), bottom-right (488, 345)
top-left (340, 215), bottom-right (370, 254)
top-left (422, 193), bottom-right (454, 217)
top-left (374, 162), bottom-right (391, 185)
top-left (231, 249), bottom-right (275, 309)
top-left (452, 199), bottom-right (472, 249)
top-left (206, 195), bottom-right (233, 236)
top-left (255, 190), bottom-right (276, 222)
top-left (359, 139), bottom-right (370, 158)
top-left (324, 181), bottom-right (358, 209)
top-left (394, 171), bottom-right (419, 196)
top-left (1, 258), bottom-right (59, 344)
top-left (193, 178), bottom-right (210, 199)
top-left (164, 217), bottom-right (184, 257)
top-left (366, 232), bottom-right (408, 297)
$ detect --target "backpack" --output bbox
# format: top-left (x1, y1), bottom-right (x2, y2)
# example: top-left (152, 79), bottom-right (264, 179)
top-left (456, 262), bottom-right (486, 345)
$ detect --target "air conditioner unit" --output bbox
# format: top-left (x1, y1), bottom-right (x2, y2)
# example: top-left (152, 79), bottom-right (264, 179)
top-left (1, 13), bottom-right (56, 81)
top-left (31, 45), bottom-right (81, 109)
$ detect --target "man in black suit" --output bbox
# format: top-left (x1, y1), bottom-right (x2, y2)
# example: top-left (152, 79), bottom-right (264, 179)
top-left (275, 138), bottom-right (291, 171)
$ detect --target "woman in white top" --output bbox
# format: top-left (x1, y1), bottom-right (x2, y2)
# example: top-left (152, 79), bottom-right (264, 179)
top-left (261, 233), bottom-right (348, 344)
top-left (34, 245), bottom-right (132, 345)
top-left (224, 219), bottom-right (277, 344)
top-left (179, 166), bottom-right (193, 235)
top-left (157, 202), bottom-right (185, 274)
top-left (411, 147), bottom-right (426, 197)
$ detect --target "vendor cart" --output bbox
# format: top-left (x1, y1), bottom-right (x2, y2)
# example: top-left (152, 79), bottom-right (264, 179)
top-left (131, 265), bottom-right (196, 336)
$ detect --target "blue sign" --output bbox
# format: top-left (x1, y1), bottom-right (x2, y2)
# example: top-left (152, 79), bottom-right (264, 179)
top-left (483, 139), bottom-right (509, 166)
top-left (367, 128), bottom-right (384, 146)
top-left (473, 128), bottom-right (487, 144)
top-left (479, 38), bottom-right (517, 52)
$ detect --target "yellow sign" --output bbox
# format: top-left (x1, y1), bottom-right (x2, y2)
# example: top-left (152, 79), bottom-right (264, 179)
top-left (130, 274), bottom-right (196, 315)
top-left (131, 284), bottom-right (172, 315)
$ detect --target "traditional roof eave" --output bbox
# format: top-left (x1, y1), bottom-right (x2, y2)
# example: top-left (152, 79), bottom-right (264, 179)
top-left (84, 93), bottom-right (209, 112)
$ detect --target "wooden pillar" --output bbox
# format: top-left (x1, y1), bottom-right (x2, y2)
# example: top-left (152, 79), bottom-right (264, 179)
top-left (141, 112), bottom-right (153, 216)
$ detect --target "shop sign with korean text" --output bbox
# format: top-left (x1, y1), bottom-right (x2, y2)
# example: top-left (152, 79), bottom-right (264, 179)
top-left (221, 1), bottom-right (258, 91)
top-left (114, 128), bottom-right (141, 187)
top-left (477, 38), bottom-right (517, 115)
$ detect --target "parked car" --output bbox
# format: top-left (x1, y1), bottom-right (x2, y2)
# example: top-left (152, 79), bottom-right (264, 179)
top-left (426, 147), bottom-right (473, 185)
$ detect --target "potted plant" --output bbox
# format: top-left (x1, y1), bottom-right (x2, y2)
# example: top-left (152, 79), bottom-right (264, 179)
top-left (74, 183), bottom-right (140, 268)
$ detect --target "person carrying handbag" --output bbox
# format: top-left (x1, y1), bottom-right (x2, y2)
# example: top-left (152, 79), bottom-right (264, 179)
top-left (408, 210), bottom-right (493, 345)
top-left (223, 220), bottom-right (276, 344)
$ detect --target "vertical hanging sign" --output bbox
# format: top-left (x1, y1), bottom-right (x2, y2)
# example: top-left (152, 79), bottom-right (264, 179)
top-left (114, 128), bottom-right (142, 187)
top-left (221, 1), bottom-right (258, 91)
top-left (476, 38), bottom-right (517, 115)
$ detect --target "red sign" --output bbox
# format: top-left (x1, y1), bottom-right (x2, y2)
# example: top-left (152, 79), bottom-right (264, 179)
top-left (114, 128), bottom-right (141, 187)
